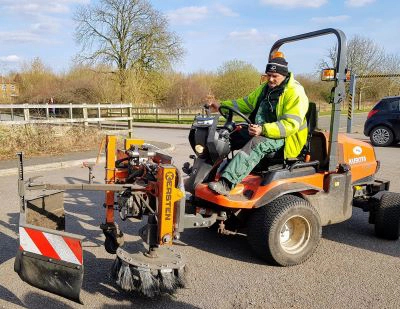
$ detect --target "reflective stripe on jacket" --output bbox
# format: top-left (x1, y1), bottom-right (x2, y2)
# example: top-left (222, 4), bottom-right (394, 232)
top-left (220, 72), bottom-right (309, 158)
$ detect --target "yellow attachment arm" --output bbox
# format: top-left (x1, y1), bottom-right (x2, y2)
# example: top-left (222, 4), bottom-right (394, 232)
top-left (156, 165), bottom-right (184, 245)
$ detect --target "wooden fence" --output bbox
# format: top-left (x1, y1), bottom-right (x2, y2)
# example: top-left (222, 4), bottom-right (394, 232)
top-left (0, 104), bottom-right (206, 131)
top-left (130, 107), bottom-right (204, 123)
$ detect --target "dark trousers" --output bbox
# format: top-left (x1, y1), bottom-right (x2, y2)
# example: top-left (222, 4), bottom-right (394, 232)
top-left (221, 129), bottom-right (284, 185)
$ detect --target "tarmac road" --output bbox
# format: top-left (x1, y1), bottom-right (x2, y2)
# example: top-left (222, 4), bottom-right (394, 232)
top-left (1, 119), bottom-right (400, 309)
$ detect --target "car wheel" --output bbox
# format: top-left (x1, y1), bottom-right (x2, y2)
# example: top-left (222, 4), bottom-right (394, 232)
top-left (247, 195), bottom-right (321, 266)
top-left (375, 192), bottom-right (400, 240)
top-left (370, 126), bottom-right (394, 147)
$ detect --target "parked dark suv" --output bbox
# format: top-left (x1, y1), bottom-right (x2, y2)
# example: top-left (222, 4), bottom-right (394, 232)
top-left (364, 96), bottom-right (400, 146)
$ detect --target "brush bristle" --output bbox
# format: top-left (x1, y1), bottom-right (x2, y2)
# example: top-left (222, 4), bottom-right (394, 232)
top-left (174, 266), bottom-right (187, 288)
top-left (159, 269), bottom-right (175, 293)
top-left (110, 257), bottom-right (122, 280)
top-left (111, 257), bottom-right (186, 297)
top-left (138, 268), bottom-right (158, 297)
top-left (117, 263), bottom-right (135, 291)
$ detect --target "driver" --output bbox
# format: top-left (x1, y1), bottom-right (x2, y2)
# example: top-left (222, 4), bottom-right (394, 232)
top-left (207, 52), bottom-right (309, 195)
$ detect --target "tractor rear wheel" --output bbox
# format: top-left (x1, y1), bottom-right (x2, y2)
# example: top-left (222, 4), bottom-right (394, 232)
top-left (374, 192), bottom-right (400, 240)
top-left (247, 195), bottom-right (321, 266)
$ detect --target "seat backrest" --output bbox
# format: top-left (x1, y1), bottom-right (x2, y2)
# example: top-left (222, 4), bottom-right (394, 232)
top-left (306, 102), bottom-right (317, 133)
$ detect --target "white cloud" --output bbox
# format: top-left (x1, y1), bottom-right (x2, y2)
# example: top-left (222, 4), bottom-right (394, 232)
top-left (0, 55), bottom-right (21, 63)
top-left (167, 6), bottom-right (208, 25)
top-left (3, 0), bottom-right (89, 15)
top-left (213, 4), bottom-right (239, 17)
top-left (345, 0), bottom-right (375, 7)
top-left (260, 0), bottom-right (327, 8)
top-left (228, 28), bottom-right (278, 43)
top-left (30, 21), bottom-right (61, 34)
top-left (0, 31), bottom-right (43, 44)
top-left (311, 15), bottom-right (350, 23)
top-left (229, 28), bottom-right (260, 39)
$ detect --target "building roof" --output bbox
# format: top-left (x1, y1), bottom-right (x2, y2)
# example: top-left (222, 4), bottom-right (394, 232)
top-left (0, 76), bottom-right (17, 84)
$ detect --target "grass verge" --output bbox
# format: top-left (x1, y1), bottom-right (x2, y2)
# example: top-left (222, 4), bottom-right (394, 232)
top-left (0, 125), bottom-right (105, 160)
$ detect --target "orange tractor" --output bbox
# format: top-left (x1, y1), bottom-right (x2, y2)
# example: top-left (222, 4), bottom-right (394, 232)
top-left (14, 28), bottom-right (400, 302)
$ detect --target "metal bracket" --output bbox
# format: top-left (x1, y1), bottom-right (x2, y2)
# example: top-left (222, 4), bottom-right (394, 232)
top-left (183, 213), bottom-right (217, 229)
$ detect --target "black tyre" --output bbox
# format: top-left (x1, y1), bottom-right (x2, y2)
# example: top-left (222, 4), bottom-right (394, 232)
top-left (370, 126), bottom-right (394, 147)
top-left (247, 195), bottom-right (321, 266)
top-left (375, 192), bottom-right (400, 240)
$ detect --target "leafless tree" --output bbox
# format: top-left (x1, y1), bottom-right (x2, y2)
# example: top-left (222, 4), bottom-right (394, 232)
top-left (319, 35), bottom-right (400, 109)
top-left (73, 0), bottom-right (183, 102)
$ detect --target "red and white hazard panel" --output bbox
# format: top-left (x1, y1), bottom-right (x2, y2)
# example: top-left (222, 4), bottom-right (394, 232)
top-left (19, 227), bottom-right (83, 265)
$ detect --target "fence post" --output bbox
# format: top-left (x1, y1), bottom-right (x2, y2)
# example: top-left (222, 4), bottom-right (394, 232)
top-left (156, 108), bottom-right (159, 123)
top-left (69, 103), bottom-right (73, 121)
top-left (128, 104), bottom-right (133, 138)
top-left (11, 106), bottom-right (14, 120)
top-left (83, 103), bottom-right (88, 127)
top-left (45, 103), bottom-right (50, 119)
top-left (97, 104), bottom-right (102, 129)
top-left (178, 108), bottom-right (181, 124)
top-left (23, 104), bottom-right (30, 122)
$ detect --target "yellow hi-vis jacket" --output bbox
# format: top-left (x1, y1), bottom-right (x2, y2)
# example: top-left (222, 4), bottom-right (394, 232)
top-left (220, 73), bottom-right (309, 158)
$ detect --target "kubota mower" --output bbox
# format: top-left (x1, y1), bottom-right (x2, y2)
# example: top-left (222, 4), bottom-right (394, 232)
top-left (14, 28), bottom-right (400, 303)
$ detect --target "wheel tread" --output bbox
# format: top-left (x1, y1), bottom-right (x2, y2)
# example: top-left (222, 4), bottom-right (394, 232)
top-left (247, 195), bottom-right (321, 266)
top-left (375, 192), bottom-right (400, 240)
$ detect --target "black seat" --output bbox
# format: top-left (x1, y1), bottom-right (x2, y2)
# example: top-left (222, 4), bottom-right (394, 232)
top-left (297, 102), bottom-right (317, 160)
top-left (306, 102), bottom-right (318, 133)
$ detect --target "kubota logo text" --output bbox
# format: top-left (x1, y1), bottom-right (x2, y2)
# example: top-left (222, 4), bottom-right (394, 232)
top-left (349, 156), bottom-right (366, 165)
top-left (164, 171), bottom-right (174, 221)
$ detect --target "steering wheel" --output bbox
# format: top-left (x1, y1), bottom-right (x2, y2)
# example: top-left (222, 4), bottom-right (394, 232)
top-left (218, 105), bottom-right (252, 127)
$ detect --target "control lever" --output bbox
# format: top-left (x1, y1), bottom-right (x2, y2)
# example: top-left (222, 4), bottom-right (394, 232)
top-left (203, 104), bottom-right (211, 117)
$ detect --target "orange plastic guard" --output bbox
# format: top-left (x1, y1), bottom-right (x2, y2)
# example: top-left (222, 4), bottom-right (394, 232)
top-left (124, 138), bottom-right (144, 149)
top-left (156, 165), bottom-right (184, 245)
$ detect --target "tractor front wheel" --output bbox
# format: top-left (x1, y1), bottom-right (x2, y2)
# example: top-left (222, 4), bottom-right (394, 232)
top-left (247, 195), bottom-right (321, 266)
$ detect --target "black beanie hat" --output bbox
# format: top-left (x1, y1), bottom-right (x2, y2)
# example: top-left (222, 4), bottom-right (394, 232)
top-left (265, 55), bottom-right (289, 76)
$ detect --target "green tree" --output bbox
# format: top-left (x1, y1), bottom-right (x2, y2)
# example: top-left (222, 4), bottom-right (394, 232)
top-left (212, 60), bottom-right (260, 100)
top-left (73, 0), bottom-right (184, 102)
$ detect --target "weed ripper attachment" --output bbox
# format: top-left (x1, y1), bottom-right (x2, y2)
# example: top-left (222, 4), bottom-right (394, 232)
top-left (15, 136), bottom-right (215, 301)
top-left (106, 137), bottom-right (188, 296)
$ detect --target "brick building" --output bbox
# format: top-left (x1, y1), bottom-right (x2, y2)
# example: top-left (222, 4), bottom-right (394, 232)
top-left (1, 76), bottom-right (19, 102)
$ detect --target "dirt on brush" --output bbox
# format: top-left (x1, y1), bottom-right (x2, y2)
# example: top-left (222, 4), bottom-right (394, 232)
top-left (0, 125), bottom-right (105, 160)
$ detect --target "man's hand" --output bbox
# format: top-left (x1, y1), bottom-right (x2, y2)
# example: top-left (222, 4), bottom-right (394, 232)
top-left (205, 95), bottom-right (220, 113)
top-left (249, 124), bottom-right (263, 136)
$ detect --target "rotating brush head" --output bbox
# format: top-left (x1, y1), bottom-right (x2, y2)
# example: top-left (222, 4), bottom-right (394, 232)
top-left (111, 247), bottom-right (186, 297)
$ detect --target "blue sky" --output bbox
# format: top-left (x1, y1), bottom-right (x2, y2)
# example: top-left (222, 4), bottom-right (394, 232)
top-left (0, 0), bottom-right (399, 75)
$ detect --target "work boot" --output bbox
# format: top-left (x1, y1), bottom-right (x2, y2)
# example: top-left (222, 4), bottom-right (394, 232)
top-left (208, 178), bottom-right (232, 196)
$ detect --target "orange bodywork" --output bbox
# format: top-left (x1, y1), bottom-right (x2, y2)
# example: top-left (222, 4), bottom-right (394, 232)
top-left (103, 136), bottom-right (184, 246)
top-left (336, 133), bottom-right (377, 183)
top-left (196, 131), bottom-right (378, 210)
top-left (317, 131), bottom-right (377, 183)
top-left (196, 172), bottom-right (325, 209)
top-left (104, 136), bottom-right (147, 224)
top-left (105, 135), bottom-right (117, 223)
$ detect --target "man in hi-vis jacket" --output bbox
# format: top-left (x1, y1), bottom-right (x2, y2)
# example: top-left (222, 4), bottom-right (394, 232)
top-left (207, 53), bottom-right (309, 195)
